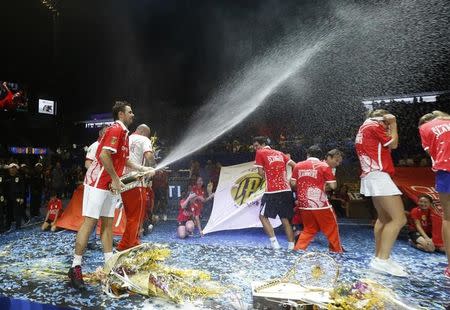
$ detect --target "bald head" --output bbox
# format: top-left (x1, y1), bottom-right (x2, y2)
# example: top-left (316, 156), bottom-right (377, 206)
top-left (135, 124), bottom-right (151, 137)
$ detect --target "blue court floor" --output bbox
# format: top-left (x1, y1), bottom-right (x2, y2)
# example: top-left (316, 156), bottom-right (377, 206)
top-left (0, 219), bottom-right (448, 309)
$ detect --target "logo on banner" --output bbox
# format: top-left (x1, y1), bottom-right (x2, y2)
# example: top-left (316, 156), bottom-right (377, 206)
top-left (231, 173), bottom-right (265, 206)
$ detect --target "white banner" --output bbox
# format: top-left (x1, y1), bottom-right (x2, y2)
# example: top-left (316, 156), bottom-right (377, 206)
top-left (203, 161), bottom-right (282, 234)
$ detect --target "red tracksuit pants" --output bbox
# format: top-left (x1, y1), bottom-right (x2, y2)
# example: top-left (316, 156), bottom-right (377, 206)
top-left (294, 208), bottom-right (343, 253)
top-left (117, 187), bottom-right (147, 251)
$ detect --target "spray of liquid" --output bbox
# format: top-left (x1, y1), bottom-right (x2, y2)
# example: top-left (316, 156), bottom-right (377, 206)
top-left (156, 0), bottom-right (449, 169)
top-left (156, 32), bottom-right (335, 169)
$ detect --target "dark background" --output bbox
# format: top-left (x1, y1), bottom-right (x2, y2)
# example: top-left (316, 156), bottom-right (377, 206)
top-left (1, 0), bottom-right (449, 149)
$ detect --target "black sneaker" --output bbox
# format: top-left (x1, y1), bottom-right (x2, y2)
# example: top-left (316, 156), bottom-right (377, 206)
top-left (68, 265), bottom-right (85, 290)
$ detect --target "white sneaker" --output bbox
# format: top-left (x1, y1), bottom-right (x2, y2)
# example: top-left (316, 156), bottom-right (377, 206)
top-left (163, 215), bottom-right (167, 221)
top-left (370, 257), bottom-right (408, 277)
top-left (148, 224), bottom-right (153, 232)
top-left (387, 258), bottom-right (407, 273)
top-left (271, 241), bottom-right (281, 250)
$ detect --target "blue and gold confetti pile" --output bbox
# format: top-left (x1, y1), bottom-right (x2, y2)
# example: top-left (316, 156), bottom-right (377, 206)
top-left (0, 220), bottom-right (449, 309)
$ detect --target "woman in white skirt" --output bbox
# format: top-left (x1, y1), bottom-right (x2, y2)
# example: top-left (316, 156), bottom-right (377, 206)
top-left (355, 109), bottom-right (407, 277)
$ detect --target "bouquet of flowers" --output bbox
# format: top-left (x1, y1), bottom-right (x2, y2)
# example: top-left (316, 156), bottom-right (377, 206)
top-left (87, 243), bottom-right (223, 303)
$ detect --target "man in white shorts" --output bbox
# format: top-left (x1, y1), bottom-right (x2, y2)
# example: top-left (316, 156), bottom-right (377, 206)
top-left (355, 109), bottom-right (407, 277)
top-left (84, 125), bottom-right (107, 248)
top-left (68, 101), bottom-right (155, 289)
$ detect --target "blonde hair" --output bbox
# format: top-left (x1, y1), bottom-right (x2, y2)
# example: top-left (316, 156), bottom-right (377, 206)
top-left (418, 110), bottom-right (450, 127)
top-left (367, 109), bottom-right (389, 119)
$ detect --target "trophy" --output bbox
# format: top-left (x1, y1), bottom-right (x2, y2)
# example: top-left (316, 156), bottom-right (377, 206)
top-left (252, 252), bottom-right (339, 308)
top-left (110, 170), bottom-right (155, 194)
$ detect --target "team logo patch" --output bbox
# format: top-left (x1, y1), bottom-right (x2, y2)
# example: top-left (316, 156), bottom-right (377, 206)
top-left (111, 137), bottom-right (118, 145)
top-left (231, 172), bottom-right (265, 206)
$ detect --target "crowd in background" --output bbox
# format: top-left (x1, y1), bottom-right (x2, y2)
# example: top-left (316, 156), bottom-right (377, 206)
top-left (0, 97), bottom-right (448, 232)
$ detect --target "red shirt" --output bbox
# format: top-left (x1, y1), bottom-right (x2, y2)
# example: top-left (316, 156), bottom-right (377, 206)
top-left (419, 118), bottom-right (450, 172)
top-left (84, 121), bottom-right (129, 190)
top-left (291, 158), bottom-right (336, 210)
top-left (408, 207), bottom-right (432, 235)
top-left (177, 199), bottom-right (193, 222)
top-left (191, 185), bottom-right (205, 215)
top-left (0, 90), bottom-right (13, 110)
top-left (255, 146), bottom-right (293, 193)
top-left (47, 198), bottom-right (62, 221)
top-left (355, 119), bottom-right (395, 177)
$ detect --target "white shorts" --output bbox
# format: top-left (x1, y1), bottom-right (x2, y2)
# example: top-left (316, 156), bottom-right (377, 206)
top-left (82, 185), bottom-right (117, 219)
top-left (360, 171), bottom-right (402, 197)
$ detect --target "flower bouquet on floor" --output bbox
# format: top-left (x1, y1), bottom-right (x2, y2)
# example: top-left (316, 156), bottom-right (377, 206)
top-left (328, 279), bottom-right (420, 310)
top-left (88, 243), bottom-right (223, 303)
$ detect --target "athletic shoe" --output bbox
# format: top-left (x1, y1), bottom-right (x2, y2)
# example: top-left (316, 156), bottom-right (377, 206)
top-left (445, 267), bottom-right (450, 278)
top-left (369, 257), bottom-right (408, 277)
top-left (162, 215), bottom-right (167, 221)
top-left (271, 241), bottom-right (281, 250)
top-left (387, 258), bottom-right (407, 274)
top-left (68, 265), bottom-right (85, 290)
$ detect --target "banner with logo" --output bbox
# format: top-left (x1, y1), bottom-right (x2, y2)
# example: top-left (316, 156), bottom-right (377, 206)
top-left (392, 167), bottom-right (443, 247)
top-left (203, 161), bottom-right (282, 234)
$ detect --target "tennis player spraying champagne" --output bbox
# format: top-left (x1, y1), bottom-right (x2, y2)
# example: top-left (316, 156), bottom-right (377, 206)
top-left (68, 101), bottom-right (155, 290)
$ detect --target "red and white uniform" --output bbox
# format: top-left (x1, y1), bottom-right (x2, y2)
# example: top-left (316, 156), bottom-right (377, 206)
top-left (47, 198), bottom-right (62, 221)
top-left (255, 146), bottom-right (293, 193)
top-left (419, 118), bottom-right (450, 172)
top-left (84, 121), bottom-right (129, 190)
top-left (82, 120), bottom-right (129, 220)
top-left (177, 199), bottom-right (193, 223)
top-left (117, 133), bottom-right (153, 251)
top-left (355, 119), bottom-right (395, 177)
top-left (408, 207), bottom-right (432, 235)
top-left (85, 140), bottom-right (100, 162)
top-left (291, 157), bottom-right (342, 253)
top-left (291, 158), bottom-right (335, 210)
top-left (123, 133), bottom-right (153, 186)
top-left (191, 185), bottom-right (205, 217)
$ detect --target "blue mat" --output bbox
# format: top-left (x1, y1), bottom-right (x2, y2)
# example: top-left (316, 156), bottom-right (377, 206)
top-left (0, 220), bottom-right (448, 309)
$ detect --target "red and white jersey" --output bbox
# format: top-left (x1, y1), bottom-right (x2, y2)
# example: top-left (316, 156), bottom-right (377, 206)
top-left (291, 157), bottom-right (336, 210)
top-left (408, 207), bottom-right (432, 234)
top-left (355, 119), bottom-right (395, 177)
top-left (177, 199), bottom-right (193, 222)
top-left (419, 118), bottom-right (450, 172)
top-left (86, 141), bottom-right (99, 161)
top-left (255, 146), bottom-right (293, 193)
top-left (191, 185), bottom-right (205, 213)
top-left (124, 133), bottom-right (153, 174)
top-left (47, 198), bottom-right (62, 221)
top-left (84, 121), bottom-right (129, 190)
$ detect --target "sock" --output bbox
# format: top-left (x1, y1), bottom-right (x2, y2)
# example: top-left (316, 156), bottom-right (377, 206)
top-left (269, 237), bottom-right (278, 243)
top-left (288, 242), bottom-right (295, 250)
top-left (104, 252), bottom-right (113, 262)
top-left (72, 254), bottom-right (82, 267)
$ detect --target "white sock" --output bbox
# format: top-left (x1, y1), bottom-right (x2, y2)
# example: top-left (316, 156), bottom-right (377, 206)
top-left (104, 252), bottom-right (113, 262)
top-left (72, 254), bottom-right (82, 267)
top-left (288, 242), bottom-right (295, 250)
top-left (269, 237), bottom-right (278, 243)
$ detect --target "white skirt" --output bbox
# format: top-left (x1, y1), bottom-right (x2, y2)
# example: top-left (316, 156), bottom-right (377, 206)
top-left (360, 171), bottom-right (402, 197)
